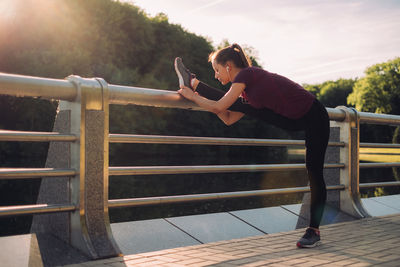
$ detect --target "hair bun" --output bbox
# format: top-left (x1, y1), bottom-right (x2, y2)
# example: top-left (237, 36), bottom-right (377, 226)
top-left (231, 43), bottom-right (240, 52)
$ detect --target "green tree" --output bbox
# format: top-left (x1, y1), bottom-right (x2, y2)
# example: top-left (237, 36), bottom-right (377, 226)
top-left (320, 79), bottom-right (356, 108)
top-left (304, 79), bottom-right (356, 108)
top-left (347, 58), bottom-right (400, 143)
top-left (347, 57), bottom-right (400, 114)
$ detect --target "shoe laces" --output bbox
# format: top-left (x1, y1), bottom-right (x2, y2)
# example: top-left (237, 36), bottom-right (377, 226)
top-left (303, 228), bottom-right (319, 239)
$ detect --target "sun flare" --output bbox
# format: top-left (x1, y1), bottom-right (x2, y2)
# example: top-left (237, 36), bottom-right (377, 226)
top-left (0, 0), bottom-right (17, 21)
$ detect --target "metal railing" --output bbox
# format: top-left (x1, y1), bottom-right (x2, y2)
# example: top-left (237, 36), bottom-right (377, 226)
top-left (1, 72), bottom-right (400, 258)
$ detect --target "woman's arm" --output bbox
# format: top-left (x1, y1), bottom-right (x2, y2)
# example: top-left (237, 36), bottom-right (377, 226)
top-left (178, 82), bottom-right (246, 114)
top-left (217, 110), bottom-right (245, 125)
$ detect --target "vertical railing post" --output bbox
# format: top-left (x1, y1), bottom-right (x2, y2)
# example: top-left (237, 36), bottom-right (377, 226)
top-left (332, 106), bottom-right (370, 218)
top-left (65, 76), bottom-right (121, 259)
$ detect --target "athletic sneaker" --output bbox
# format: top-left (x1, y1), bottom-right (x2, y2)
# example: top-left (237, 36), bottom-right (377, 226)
top-left (174, 57), bottom-right (195, 90)
top-left (296, 228), bottom-right (321, 248)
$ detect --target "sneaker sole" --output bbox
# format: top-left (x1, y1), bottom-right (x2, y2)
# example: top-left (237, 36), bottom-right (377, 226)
top-left (296, 241), bottom-right (321, 248)
top-left (174, 59), bottom-right (185, 88)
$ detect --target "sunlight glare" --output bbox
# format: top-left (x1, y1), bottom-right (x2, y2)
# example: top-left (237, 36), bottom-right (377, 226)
top-left (0, 0), bottom-right (17, 21)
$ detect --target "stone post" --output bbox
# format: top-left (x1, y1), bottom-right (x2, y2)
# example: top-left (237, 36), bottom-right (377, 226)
top-left (31, 76), bottom-right (121, 259)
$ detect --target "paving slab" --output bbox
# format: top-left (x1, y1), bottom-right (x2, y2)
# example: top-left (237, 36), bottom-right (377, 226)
top-left (0, 233), bottom-right (88, 267)
top-left (0, 234), bottom-right (41, 267)
top-left (281, 204), bottom-right (302, 216)
top-left (166, 212), bottom-right (263, 243)
top-left (230, 206), bottom-right (300, 234)
top-left (111, 218), bottom-right (200, 255)
top-left (361, 198), bottom-right (400, 216)
top-left (370, 195), bottom-right (400, 211)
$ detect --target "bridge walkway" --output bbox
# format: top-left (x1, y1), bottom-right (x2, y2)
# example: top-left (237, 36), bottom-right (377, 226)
top-left (63, 213), bottom-right (400, 267)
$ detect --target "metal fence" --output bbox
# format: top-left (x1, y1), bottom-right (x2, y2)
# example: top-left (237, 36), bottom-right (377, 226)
top-left (1, 72), bottom-right (400, 258)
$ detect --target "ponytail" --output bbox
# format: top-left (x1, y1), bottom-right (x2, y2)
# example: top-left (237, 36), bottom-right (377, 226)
top-left (209, 43), bottom-right (252, 68)
top-left (231, 43), bottom-right (251, 67)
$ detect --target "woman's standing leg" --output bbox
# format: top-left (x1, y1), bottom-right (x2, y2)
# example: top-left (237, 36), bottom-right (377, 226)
top-left (297, 99), bottom-right (330, 247)
top-left (306, 122), bottom-right (329, 229)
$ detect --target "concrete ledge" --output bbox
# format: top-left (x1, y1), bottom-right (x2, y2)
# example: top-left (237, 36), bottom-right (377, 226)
top-left (361, 195), bottom-right (400, 216)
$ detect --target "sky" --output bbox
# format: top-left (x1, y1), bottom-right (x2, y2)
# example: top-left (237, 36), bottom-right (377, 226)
top-left (123, 0), bottom-right (400, 84)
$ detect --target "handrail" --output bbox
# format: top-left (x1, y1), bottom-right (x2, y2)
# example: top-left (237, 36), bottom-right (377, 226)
top-left (2, 72), bottom-right (400, 126)
top-left (0, 72), bottom-right (76, 101)
top-left (109, 134), bottom-right (344, 147)
top-left (0, 73), bottom-right (348, 119)
top-left (0, 204), bottom-right (76, 217)
top-left (359, 162), bottom-right (400, 168)
top-left (359, 111), bottom-right (400, 126)
top-left (109, 163), bottom-right (344, 176)
top-left (360, 181), bottom-right (400, 188)
top-left (0, 168), bottom-right (78, 179)
top-left (0, 130), bottom-right (78, 142)
top-left (360, 143), bottom-right (400, 148)
top-left (108, 185), bottom-right (346, 208)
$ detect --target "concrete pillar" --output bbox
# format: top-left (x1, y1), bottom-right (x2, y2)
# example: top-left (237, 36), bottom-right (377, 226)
top-left (31, 76), bottom-right (121, 259)
top-left (333, 107), bottom-right (370, 218)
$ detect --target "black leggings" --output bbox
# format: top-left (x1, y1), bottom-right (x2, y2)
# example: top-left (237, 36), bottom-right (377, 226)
top-left (197, 82), bottom-right (330, 228)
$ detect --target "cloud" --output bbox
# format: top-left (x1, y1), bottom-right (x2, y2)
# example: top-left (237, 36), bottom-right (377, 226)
top-left (187, 0), bottom-right (228, 14)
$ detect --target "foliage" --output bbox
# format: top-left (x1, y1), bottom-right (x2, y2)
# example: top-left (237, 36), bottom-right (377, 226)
top-left (347, 57), bottom-right (400, 114)
top-left (303, 78), bottom-right (356, 108)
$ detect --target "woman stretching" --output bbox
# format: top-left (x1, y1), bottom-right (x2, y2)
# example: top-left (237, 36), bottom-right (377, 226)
top-left (174, 43), bottom-right (330, 248)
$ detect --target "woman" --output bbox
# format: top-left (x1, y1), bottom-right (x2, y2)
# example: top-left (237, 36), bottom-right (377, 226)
top-left (175, 43), bottom-right (330, 248)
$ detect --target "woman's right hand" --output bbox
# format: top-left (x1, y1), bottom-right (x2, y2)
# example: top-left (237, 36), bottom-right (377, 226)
top-left (178, 85), bottom-right (197, 101)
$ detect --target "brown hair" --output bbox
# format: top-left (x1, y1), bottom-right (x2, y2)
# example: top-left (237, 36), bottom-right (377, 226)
top-left (208, 43), bottom-right (252, 68)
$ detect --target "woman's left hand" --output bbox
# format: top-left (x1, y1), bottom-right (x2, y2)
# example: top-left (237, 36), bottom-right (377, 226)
top-left (178, 86), bottom-right (196, 101)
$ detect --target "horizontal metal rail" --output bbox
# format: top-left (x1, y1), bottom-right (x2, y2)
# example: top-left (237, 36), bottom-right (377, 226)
top-left (108, 84), bottom-right (198, 110)
top-left (359, 162), bottom-right (400, 168)
top-left (0, 72), bottom-right (76, 101)
top-left (358, 111), bottom-right (400, 126)
top-left (2, 72), bottom-right (400, 126)
top-left (0, 130), bottom-right (78, 142)
top-left (360, 143), bottom-right (400, 149)
top-left (360, 181), bottom-right (400, 189)
top-left (0, 204), bottom-right (76, 217)
top-left (0, 131), bottom-right (344, 147)
top-left (0, 72), bottom-right (349, 121)
top-left (109, 134), bottom-right (344, 147)
top-left (108, 184), bottom-right (345, 208)
top-left (325, 107), bottom-right (346, 121)
top-left (0, 168), bottom-right (77, 179)
top-left (109, 163), bottom-right (344, 176)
